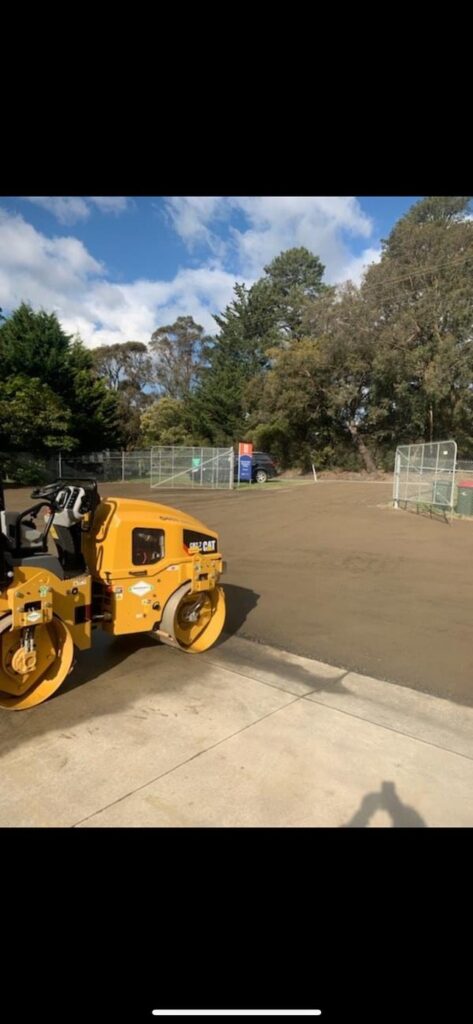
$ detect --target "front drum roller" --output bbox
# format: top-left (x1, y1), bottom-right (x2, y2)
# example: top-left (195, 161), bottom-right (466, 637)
top-left (157, 582), bottom-right (225, 652)
top-left (0, 614), bottom-right (74, 711)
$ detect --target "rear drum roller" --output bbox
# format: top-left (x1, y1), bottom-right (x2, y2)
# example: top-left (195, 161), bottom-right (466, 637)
top-left (0, 614), bottom-right (74, 710)
top-left (157, 582), bottom-right (225, 652)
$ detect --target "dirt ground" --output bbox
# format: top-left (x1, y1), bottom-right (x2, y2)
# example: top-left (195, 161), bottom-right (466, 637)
top-left (5, 479), bottom-right (473, 705)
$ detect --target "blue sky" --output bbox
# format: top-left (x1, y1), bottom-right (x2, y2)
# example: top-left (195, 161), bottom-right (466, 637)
top-left (0, 196), bottom-right (421, 347)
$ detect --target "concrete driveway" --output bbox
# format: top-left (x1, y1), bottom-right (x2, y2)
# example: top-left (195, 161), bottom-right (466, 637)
top-left (1, 631), bottom-right (472, 827)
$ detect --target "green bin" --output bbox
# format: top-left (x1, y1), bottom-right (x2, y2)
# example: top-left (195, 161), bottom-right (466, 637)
top-left (456, 481), bottom-right (473, 516)
top-left (432, 481), bottom-right (451, 508)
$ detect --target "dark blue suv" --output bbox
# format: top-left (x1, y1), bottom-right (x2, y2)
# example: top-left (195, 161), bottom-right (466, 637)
top-left (234, 451), bottom-right (280, 483)
top-left (189, 450), bottom-right (280, 485)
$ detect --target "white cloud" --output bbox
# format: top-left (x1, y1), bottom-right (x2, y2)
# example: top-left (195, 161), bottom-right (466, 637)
top-left (0, 208), bottom-right (239, 348)
top-left (332, 245), bottom-right (382, 286)
top-left (72, 265), bottom-right (241, 346)
top-left (20, 196), bottom-right (130, 224)
top-left (88, 196), bottom-right (130, 214)
top-left (165, 195), bottom-right (374, 281)
top-left (20, 197), bottom-right (91, 224)
top-left (0, 209), bottom-right (103, 312)
top-left (231, 196), bottom-right (372, 236)
top-left (164, 196), bottom-right (229, 254)
top-left (0, 199), bottom-right (381, 353)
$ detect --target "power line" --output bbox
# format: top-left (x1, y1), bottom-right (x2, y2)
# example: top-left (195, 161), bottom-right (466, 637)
top-left (361, 251), bottom-right (473, 290)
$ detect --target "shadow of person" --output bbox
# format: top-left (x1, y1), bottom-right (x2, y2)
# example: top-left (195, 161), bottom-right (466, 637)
top-left (342, 780), bottom-right (427, 827)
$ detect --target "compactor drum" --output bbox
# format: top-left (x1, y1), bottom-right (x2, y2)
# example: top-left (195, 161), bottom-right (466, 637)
top-left (0, 478), bottom-right (225, 710)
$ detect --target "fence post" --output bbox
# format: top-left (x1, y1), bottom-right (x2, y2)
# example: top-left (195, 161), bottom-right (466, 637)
top-left (58, 451), bottom-right (62, 478)
top-left (420, 443), bottom-right (425, 506)
top-left (434, 443), bottom-right (440, 507)
top-left (122, 450), bottom-right (125, 482)
top-left (451, 442), bottom-right (458, 510)
top-left (393, 451), bottom-right (400, 508)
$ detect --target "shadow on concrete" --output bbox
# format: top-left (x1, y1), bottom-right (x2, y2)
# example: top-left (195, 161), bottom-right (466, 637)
top-left (212, 641), bottom-right (351, 695)
top-left (0, 630), bottom-right (198, 758)
top-left (1, 585), bottom-right (260, 733)
top-left (216, 583), bottom-right (260, 644)
top-left (57, 632), bottom-right (158, 699)
top-left (17, 585), bottom-right (260, 710)
top-left (0, 588), bottom-right (261, 757)
top-left (342, 780), bottom-right (427, 827)
top-left (215, 585), bottom-right (352, 695)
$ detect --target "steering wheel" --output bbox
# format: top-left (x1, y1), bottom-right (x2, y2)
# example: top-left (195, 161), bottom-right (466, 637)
top-left (31, 482), bottom-right (63, 501)
top-left (31, 483), bottom-right (86, 520)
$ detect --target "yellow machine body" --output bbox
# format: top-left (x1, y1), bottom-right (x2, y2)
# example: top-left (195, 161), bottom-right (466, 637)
top-left (83, 497), bottom-right (224, 641)
top-left (0, 484), bottom-right (225, 710)
top-left (0, 566), bottom-right (91, 710)
top-left (0, 565), bottom-right (92, 646)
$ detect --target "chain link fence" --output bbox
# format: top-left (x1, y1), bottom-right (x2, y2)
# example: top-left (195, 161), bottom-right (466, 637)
top-left (4, 444), bottom-right (472, 497)
top-left (59, 450), bottom-right (152, 482)
top-left (0, 451), bottom-right (58, 486)
top-left (455, 459), bottom-right (473, 485)
top-left (393, 440), bottom-right (457, 510)
top-left (150, 446), bottom-right (234, 489)
top-left (0, 450), bottom-right (153, 486)
top-left (0, 447), bottom-right (235, 489)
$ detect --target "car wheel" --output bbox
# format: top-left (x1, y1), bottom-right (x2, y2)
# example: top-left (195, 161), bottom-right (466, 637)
top-left (255, 469), bottom-right (268, 483)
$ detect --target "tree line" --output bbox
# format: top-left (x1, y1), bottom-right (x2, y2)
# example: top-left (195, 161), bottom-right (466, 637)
top-left (1, 195), bottom-right (473, 474)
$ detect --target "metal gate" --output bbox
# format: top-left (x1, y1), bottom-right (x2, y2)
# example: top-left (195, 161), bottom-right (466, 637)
top-left (393, 440), bottom-right (457, 511)
top-left (150, 446), bottom-right (234, 489)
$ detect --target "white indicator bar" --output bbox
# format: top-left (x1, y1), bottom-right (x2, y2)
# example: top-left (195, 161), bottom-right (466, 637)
top-left (152, 1013), bottom-right (322, 1017)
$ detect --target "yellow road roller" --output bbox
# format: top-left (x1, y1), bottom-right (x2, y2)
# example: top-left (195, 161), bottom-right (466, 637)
top-left (0, 477), bottom-right (225, 710)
